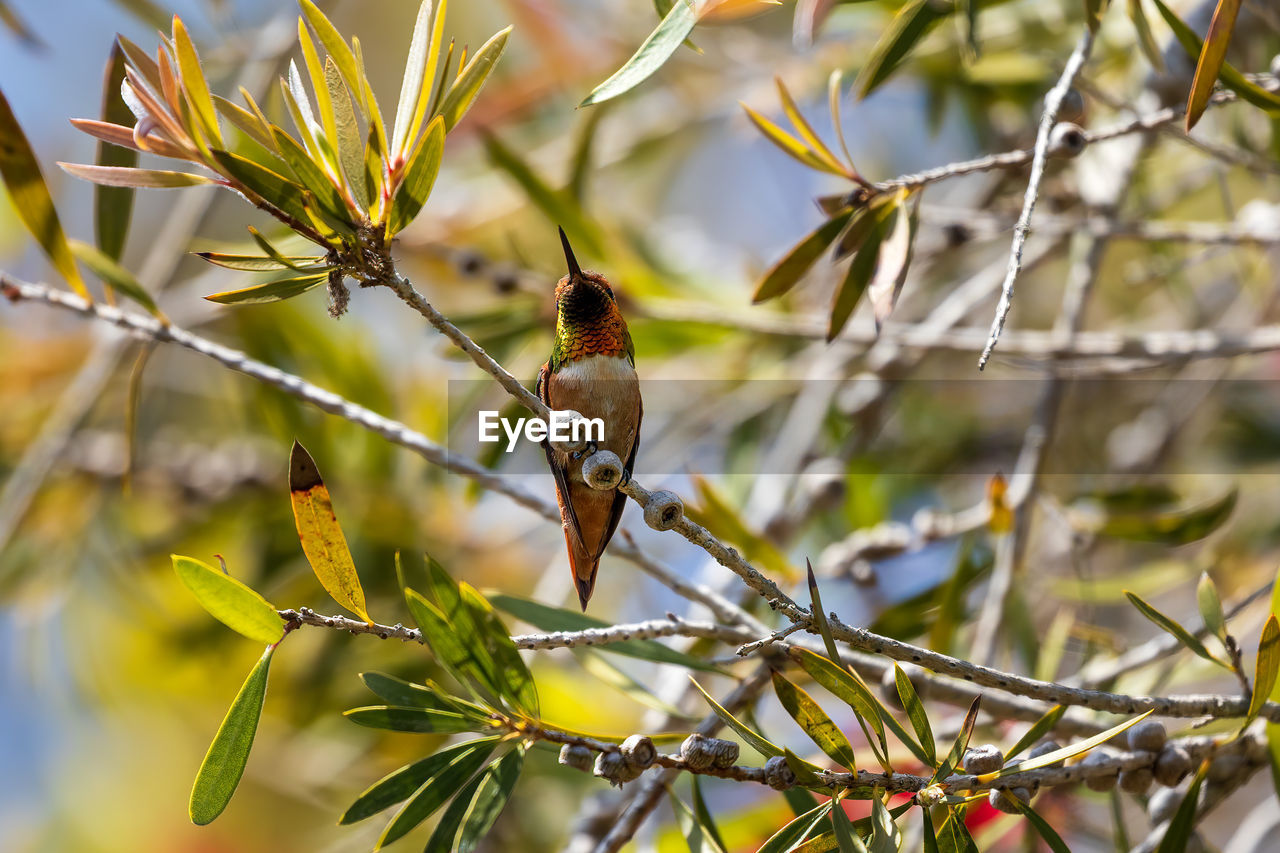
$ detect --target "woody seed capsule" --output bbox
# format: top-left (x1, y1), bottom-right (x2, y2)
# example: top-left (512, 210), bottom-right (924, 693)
top-left (1119, 767), bottom-right (1154, 794)
top-left (582, 451), bottom-right (624, 491)
top-left (764, 755), bottom-right (796, 790)
top-left (680, 733), bottom-right (716, 770)
top-left (594, 750), bottom-right (641, 786)
top-left (644, 491), bottom-right (684, 531)
top-left (707, 738), bottom-right (740, 768)
top-left (988, 787), bottom-right (1031, 814)
top-left (559, 743), bottom-right (594, 772)
top-left (619, 734), bottom-right (656, 770)
top-left (1028, 739), bottom-right (1063, 767)
top-left (1128, 721), bottom-right (1167, 753)
top-left (1207, 752), bottom-right (1244, 783)
top-left (962, 745), bottom-right (1004, 775)
top-left (1081, 748), bottom-right (1120, 791)
top-left (1154, 745), bottom-right (1193, 787)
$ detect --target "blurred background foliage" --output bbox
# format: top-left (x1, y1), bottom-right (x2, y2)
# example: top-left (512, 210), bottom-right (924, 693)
top-left (2, 0), bottom-right (1280, 850)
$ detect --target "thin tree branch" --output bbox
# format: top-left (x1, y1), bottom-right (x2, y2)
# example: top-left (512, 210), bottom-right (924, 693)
top-left (978, 26), bottom-right (1096, 370)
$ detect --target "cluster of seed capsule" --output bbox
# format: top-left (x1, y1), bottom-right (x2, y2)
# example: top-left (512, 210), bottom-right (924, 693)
top-left (961, 720), bottom-right (1216, 816)
top-left (557, 732), bottom-right (739, 787)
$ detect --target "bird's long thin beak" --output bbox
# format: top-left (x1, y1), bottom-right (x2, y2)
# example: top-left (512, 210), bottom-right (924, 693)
top-left (559, 226), bottom-right (582, 279)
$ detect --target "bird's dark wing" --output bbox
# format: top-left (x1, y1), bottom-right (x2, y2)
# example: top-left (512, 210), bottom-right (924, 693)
top-left (596, 393), bottom-right (641, 559)
top-left (537, 362), bottom-right (585, 550)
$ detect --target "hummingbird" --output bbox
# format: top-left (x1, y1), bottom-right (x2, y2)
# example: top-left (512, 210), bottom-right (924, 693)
top-left (537, 228), bottom-right (642, 610)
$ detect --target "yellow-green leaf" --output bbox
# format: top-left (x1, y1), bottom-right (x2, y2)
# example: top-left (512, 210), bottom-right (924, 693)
top-left (1151, 0), bottom-right (1280, 115)
top-left (327, 57), bottom-right (367, 210)
top-left (171, 555), bottom-right (284, 644)
top-left (742, 102), bottom-right (846, 175)
top-left (172, 16), bottom-right (220, 146)
top-left (774, 671), bottom-right (859, 771)
top-left (69, 239), bottom-right (163, 317)
top-left (0, 89), bottom-right (90, 300)
top-left (204, 272), bottom-right (328, 305)
top-left (437, 26), bottom-right (511, 132)
top-left (1248, 615), bottom-right (1280, 724)
top-left (854, 0), bottom-right (949, 99)
top-left (829, 207), bottom-right (889, 340)
top-left (753, 209), bottom-right (854, 303)
top-left (95, 44), bottom-right (136, 263)
top-left (405, 0), bottom-right (449, 155)
top-left (775, 77), bottom-right (847, 176)
top-left (189, 646), bottom-right (274, 824)
top-left (1185, 0), bottom-right (1241, 131)
top-left (392, 0), bottom-right (438, 157)
top-left (1197, 572), bottom-right (1227, 643)
top-left (59, 162), bottom-right (215, 188)
top-left (981, 710), bottom-right (1154, 781)
top-left (289, 440), bottom-right (370, 622)
top-left (386, 114), bottom-right (444, 237)
top-left (1091, 488), bottom-right (1237, 545)
top-left (1125, 590), bottom-right (1225, 667)
top-left (893, 663), bottom-right (935, 765)
top-left (580, 0), bottom-right (696, 107)
top-left (690, 677), bottom-right (784, 759)
top-left (299, 0), bottom-right (365, 116)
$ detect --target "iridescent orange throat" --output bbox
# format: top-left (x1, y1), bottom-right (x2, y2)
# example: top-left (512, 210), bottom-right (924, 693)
top-left (551, 273), bottom-right (631, 371)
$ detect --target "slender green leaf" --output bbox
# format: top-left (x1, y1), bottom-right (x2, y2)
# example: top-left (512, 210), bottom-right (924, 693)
top-left (1197, 572), bottom-right (1227, 643)
top-left (833, 797), bottom-right (869, 853)
top-left (1248, 615), bottom-right (1280, 723)
top-left (690, 677), bottom-right (783, 758)
top-left (793, 648), bottom-right (900, 766)
top-left (932, 697), bottom-right (980, 783)
top-left (1009, 800), bottom-right (1071, 853)
top-left (457, 747), bottom-right (524, 853)
top-left (491, 593), bottom-right (719, 671)
top-left (1003, 704), bottom-right (1066, 762)
top-left (691, 776), bottom-right (729, 853)
top-left (195, 252), bottom-right (320, 272)
top-left (203, 272), bottom-right (328, 304)
top-left (344, 705), bottom-right (480, 734)
top-left (386, 114), bottom-right (444, 237)
top-left (95, 43), bottom-right (136, 262)
top-left (580, 0), bottom-right (696, 107)
top-left (742, 102), bottom-right (846, 175)
top-left (209, 149), bottom-right (316, 230)
top-left (326, 57), bottom-right (367, 210)
top-left (393, 0), bottom-right (435, 156)
top-left (172, 16), bottom-right (220, 145)
top-left (424, 767), bottom-right (487, 852)
top-left (0, 90), bottom-right (89, 298)
top-left (1151, 0), bottom-right (1280, 114)
top-left (1185, 0), bottom-right (1242, 130)
top-left (459, 582), bottom-right (539, 716)
top-left (437, 26), bottom-right (511, 131)
top-left (829, 204), bottom-right (889, 340)
top-left (298, 19), bottom-right (337, 153)
top-left (894, 663), bottom-right (935, 765)
top-left (189, 647), bottom-right (273, 825)
top-left (69, 240), bottom-right (160, 316)
top-left (59, 162), bottom-right (215, 188)
top-left (868, 795), bottom-right (900, 853)
top-left (776, 77), bottom-right (847, 175)
top-left (753, 210), bottom-right (854, 303)
top-left (1128, 0), bottom-right (1164, 71)
top-left (377, 740), bottom-right (498, 848)
top-left (406, 588), bottom-right (504, 705)
top-left (1124, 591), bottom-right (1224, 667)
top-left (983, 710), bottom-right (1155, 781)
top-left (758, 801), bottom-right (835, 853)
top-left (405, 0), bottom-right (449, 151)
top-left (774, 671), bottom-right (858, 771)
top-left (270, 127), bottom-right (351, 224)
top-left (212, 95), bottom-right (277, 151)
top-left (299, 0), bottom-right (365, 115)
top-left (921, 808), bottom-right (939, 853)
top-left (171, 555), bottom-right (284, 645)
top-left (341, 738), bottom-right (500, 824)
top-left (855, 0), bottom-right (950, 98)
top-left (359, 671), bottom-right (486, 717)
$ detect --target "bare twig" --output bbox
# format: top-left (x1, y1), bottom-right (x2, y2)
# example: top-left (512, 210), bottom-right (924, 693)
top-left (978, 26), bottom-right (1096, 370)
